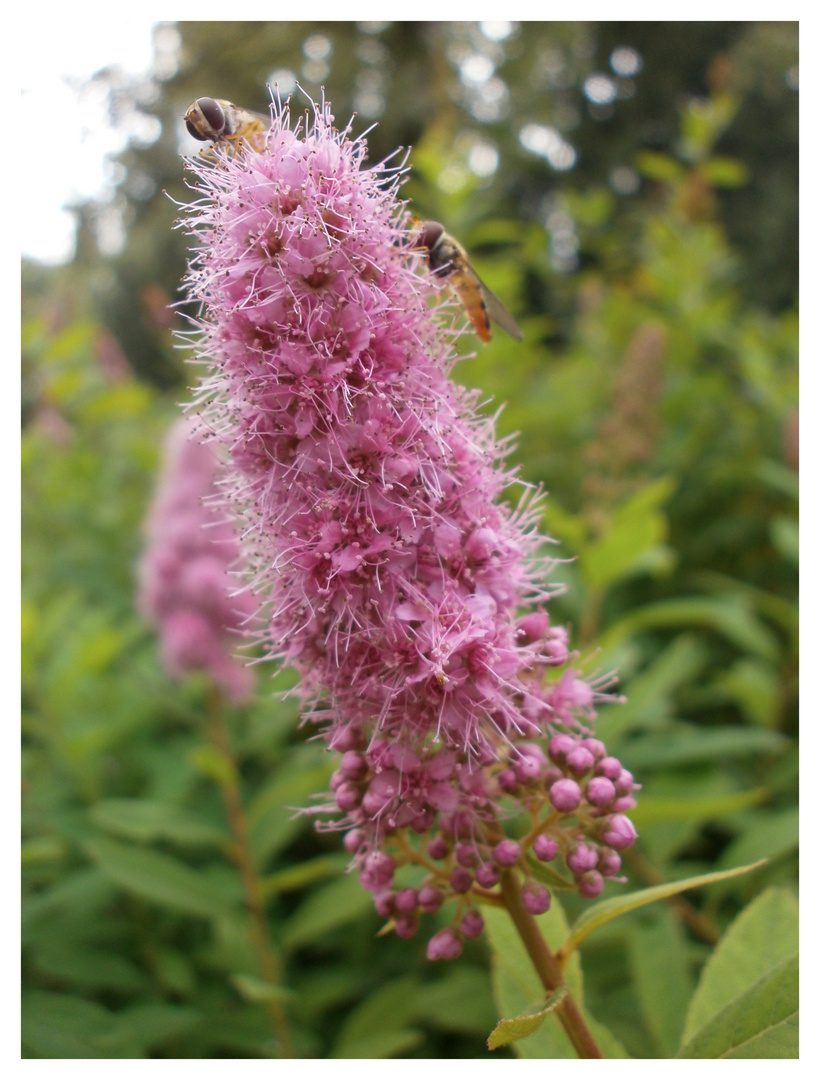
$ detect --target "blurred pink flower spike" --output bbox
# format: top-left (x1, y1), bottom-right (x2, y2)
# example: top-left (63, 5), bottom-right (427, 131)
top-left (138, 415), bottom-right (257, 702)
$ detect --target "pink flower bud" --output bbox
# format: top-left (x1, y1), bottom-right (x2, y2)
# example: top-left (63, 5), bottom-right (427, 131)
top-left (395, 888), bottom-right (419, 914)
top-left (585, 776), bottom-right (617, 808)
top-left (513, 744), bottom-right (548, 784)
top-left (360, 852), bottom-right (395, 891)
top-left (567, 843), bottom-right (599, 875)
top-left (427, 836), bottom-right (450, 861)
top-left (449, 868), bottom-right (473, 894)
top-left (580, 738), bottom-right (607, 761)
top-left (460, 910), bottom-right (485, 939)
top-left (340, 751), bottom-right (368, 780)
top-left (549, 778), bottom-right (582, 813)
top-left (492, 840), bottom-right (521, 868)
top-left (394, 914), bottom-right (419, 938)
top-left (596, 756), bottom-right (622, 780)
top-left (600, 814), bottom-right (638, 850)
top-left (334, 782), bottom-right (362, 812)
top-left (598, 849), bottom-right (622, 877)
top-left (418, 886), bottom-right (444, 913)
top-left (497, 768), bottom-right (519, 794)
top-left (578, 870), bottom-right (604, 898)
top-left (565, 746), bottom-right (595, 776)
top-left (343, 828), bottom-right (366, 854)
top-left (548, 734), bottom-right (577, 764)
top-left (475, 863), bottom-right (500, 888)
top-left (427, 928), bottom-right (464, 961)
top-left (373, 890), bottom-right (395, 917)
top-left (521, 883), bottom-right (551, 915)
top-left (455, 843), bottom-right (479, 868)
top-left (532, 834), bottom-right (559, 862)
top-left (517, 611), bottom-right (549, 643)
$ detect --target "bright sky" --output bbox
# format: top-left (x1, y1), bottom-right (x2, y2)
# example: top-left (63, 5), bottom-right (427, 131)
top-left (21, 17), bottom-right (160, 264)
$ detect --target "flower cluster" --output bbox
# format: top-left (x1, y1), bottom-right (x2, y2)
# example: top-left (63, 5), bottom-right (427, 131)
top-left (138, 415), bottom-right (256, 701)
top-left (181, 97), bottom-right (637, 959)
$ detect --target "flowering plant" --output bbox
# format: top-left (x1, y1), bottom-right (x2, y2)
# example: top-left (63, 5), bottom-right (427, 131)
top-left (174, 94), bottom-right (761, 1057)
top-left (138, 414), bottom-right (256, 701)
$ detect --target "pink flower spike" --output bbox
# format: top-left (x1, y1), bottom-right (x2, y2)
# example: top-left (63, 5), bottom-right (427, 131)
top-left (177, 93), bottom-right (640, 955)
top-left (138, 416), bottom-right (256, 701)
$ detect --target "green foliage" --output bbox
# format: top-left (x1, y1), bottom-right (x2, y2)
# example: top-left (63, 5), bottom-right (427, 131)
top-left (22, 22), bottom-right (797, 1059)
top-left (487, 988), bottom-right (568, 1050)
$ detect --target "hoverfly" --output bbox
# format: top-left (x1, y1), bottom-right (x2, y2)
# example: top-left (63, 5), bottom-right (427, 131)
top-left (184, 97), bottom-right (269, 153)
top-left (412, 221), bottom-right (523, 344)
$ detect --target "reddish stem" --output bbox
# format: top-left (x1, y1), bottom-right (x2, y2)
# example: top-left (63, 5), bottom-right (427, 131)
top-left (499, 870), bottom-right (603, 1059)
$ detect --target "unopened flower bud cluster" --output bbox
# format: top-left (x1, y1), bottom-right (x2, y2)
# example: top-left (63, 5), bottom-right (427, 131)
top-left (180, 97), bottom-right (638, 961)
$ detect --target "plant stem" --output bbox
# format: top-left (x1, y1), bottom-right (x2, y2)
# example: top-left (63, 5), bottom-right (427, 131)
top-left (498, 870), bottom-right (603, 1059)
top-left (207, 688), bottom-right (295, 1058)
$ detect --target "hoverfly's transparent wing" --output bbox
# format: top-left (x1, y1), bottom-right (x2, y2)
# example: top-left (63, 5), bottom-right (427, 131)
top-left (476, 275), bottom-right (524, 342)
top-left (231, 108), bottom-right (270, 141)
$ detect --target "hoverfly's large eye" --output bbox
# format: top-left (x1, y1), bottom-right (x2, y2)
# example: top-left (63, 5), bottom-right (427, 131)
top-left (185, 97), bottom-right (226, 140)
top-left (414, 220), bottom-right (445, 252)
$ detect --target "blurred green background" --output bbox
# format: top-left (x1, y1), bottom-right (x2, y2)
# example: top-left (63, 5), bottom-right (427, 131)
top-left (22, 21), bottom-right (798, 1059)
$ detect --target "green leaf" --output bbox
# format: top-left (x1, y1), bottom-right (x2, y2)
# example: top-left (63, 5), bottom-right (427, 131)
top-left (230, 973), bottom-right (291, 1004)
top-left (677, 955), bottom-right (798, 1058)
top-left (623, 726), bottom-right (786, 770)
top-left (22, 991), bottom-right (127, 1058)
top-left (635, 151), bottom-right (685, 181)
top-left (91, 798), bottom-right (228, 848)
top-left (580, 480), bottom-right (673, 589)
top-left (596, 633), bottom-right (708, 741)
top-left (682, 887), bottom-right (799, 1044)
top-left (21, 837), bottom-right (68, 865)
top-left (282, 873), bottom-right (374, 950)
top-left (113, 1003), bottom-right (202, 1052)
top-left (630, 912), bottom-right (694, 1056)
top-left (411, 966), bottom-right (497, 1036)
top-left (149, 946), bottom-right (197, 996)
top-left (22, 868), bottom-right (117, 944)
top-left (717, 808), bottom-right (798, 870)
top-left (330, 1028), bottom-right (425, 1059)
top-left (487, 988), bottom-right (568, 1050)
top-left (83, 836), bottom-right (234, 919)
top-left (601, 596), bottom-right (781, 662)
top-left (701, 155), bottom-right (750, 188)
top-left (562, 861), bottom-right (766, 956)
top-left (629, 787), bottom-right (767, 826)
top-left (31, 943), bottom-right (147, 993)
top-left (331, 975), bottom-right (422, 1058)
top-left (247, 756), bottom-right (332, 865)
top-left (189, 744), bottom-right (238, 788)
top-left (770, 516), bottom-right (798, 564)
top-left (716, 658), bottom-right (782, 727)
top-left (259, 853), bottom-right (348, 897)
